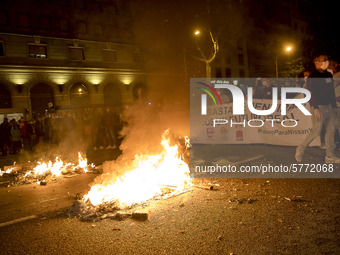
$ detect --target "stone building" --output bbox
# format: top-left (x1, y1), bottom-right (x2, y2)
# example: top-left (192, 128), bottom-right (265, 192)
top-left (0, 0), bottom-right (147, 119)
top-left (210, 0), bottom-right (315, 79)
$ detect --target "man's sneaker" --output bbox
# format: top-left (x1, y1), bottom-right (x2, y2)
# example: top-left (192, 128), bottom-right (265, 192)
top-left (325, 156), bottom-right (340, 163)
top-left (295, 147), bottom-right (304, 162)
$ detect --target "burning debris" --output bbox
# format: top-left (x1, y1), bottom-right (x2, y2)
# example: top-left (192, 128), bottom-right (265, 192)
top-left (69, 130), bottom-right (192, 221)
top-left (67, 199), bottom-right (150, 221)
top-left (0, 152), bottom-right (98, 186)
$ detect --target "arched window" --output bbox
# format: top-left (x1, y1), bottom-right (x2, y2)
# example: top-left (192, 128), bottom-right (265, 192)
top-left (0, 84), bottom-right (12, 108)
top-left (104, 83), bottom-right (121, 107)
top-left (69, 83), bottom-right (89, 107)
top-left (30, 83), bottom-right (53, 116)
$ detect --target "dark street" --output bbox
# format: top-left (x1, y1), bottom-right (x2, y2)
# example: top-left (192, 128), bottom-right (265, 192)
top-left (1, 177), bottom-right (339, 254)
top-left (1, 0), bottom-right (340, 254)
top-left (1, 146), bottom-right (339, 254)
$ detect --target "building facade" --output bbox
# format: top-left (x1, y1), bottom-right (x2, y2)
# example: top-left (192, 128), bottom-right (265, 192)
top-left (209, 0), bottom-right (315, 79)
top-left (0, 0), bottom-right (147, 118)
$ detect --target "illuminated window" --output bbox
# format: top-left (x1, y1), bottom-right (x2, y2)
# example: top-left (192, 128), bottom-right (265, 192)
top-left (69, 83), bottom-right (89, 106)
top-left (28, 44), bottom-right (47, 58)
top-left (68, 47), bottom-right (85, 61)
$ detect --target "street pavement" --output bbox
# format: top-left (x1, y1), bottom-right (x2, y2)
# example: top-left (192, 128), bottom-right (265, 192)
top-left (0, 145), bottom-right (339, 254)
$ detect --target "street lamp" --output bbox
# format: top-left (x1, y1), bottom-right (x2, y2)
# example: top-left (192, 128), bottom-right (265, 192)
top-left (275, 44), bottom-right (293, 78)
top-left (193, 29), bottom-right (219, 78)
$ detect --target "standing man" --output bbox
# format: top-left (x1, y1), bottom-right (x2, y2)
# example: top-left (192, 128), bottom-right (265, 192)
top-left (0, 118), bottom-right (10, 156)
top-left (295, 55), bottom-right (340, 163)
top-left (329, 59), bottom-right (340, 147)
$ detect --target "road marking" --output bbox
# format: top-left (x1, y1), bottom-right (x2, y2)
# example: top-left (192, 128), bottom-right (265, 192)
top-left (35, 196), bottom-right (66, 204)
top-left (0, 215), bottom-right (37, 228)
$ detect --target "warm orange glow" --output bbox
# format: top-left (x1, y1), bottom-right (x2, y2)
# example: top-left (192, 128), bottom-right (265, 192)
top-left (83, 130), bottom-right (192, 207)
top-left (78, 152), bottom-right (88, 173)
top-left (194, 30), bottom-right (200, 36)
top-left (0, 152), bottom-right (92, 177)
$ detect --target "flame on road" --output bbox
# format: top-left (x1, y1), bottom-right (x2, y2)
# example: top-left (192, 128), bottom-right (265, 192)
top-left (31, 153), bottom-right (89, 176)
top-left (0, 152), bottom-right (91, 178)
top-left (84, 130), bottom-right (192, 207)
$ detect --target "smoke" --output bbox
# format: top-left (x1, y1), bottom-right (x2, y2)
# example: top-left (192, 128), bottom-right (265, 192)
top-left (17, 114), bottom-right (88, 164)
top-left (90, 101), bottom-right (163, 185)
top-left (89, 91), bottom-right (189, 187)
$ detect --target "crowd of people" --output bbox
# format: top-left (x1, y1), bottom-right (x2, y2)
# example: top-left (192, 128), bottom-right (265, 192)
top-left (0, 107), bottom-right (123, 157)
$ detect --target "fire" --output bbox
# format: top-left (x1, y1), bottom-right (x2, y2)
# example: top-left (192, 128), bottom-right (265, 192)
top-left (84, 130), bottom-right (192, 207)
top-left (32, 158), bottom-right (66, 176)
top-left (78, 152), bottom-right (88, 173)
top-left (0, 152), bottom-right (94, 186)
top-left (10, 152), bottom-right (92, 178)
top-left (30, 153), bottom-right (90, 177)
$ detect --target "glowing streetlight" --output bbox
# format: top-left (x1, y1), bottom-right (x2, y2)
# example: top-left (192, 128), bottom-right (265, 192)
top-left (192, 29), bottom-right (219, 78)
top-left (275, 44), bottom-right (294, 78)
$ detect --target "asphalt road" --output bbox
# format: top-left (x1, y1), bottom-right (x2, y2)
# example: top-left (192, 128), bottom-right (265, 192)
top-left (0, 145), bottom-right (339, 254)
top-left (0, 177), bottom-right (339, 254)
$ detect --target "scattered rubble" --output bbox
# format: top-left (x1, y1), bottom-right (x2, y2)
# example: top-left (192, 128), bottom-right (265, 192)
top-left (193, 184), bottom-right (214, 190)
top-left (67, 199), bottom-right (148, 222)
top-left (68, 184), bottom-right (193, 222)
top-left (131, 212), bottom-right (148, 221)
top-left (228, 198), bottom-right (256, 204)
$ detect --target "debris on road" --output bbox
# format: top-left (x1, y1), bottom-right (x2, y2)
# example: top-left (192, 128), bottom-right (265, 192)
top-left (131, 212), bottom-right (148, 221)
top-left (193, 184), bottom-right (214, 190)
top-left (228, 198), bottom-right (257, 204)
top-left (68, 199), bottom-right (140, 222)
